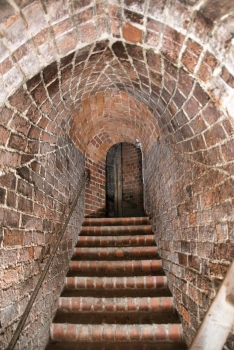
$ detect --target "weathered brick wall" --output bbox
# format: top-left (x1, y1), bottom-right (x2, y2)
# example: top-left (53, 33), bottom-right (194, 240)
top-left (0, 146), bottom-right (85, 349)
top-left (0, 81), bottom-right (85, 349)
top-left (122, 143), bottom-right (144, 217)
top-left (0, 0), bottom-right (233, 348)
top-left (85, 156), bottom-right (106, 218)
top-left (144, 97), bottom-right (234, 344)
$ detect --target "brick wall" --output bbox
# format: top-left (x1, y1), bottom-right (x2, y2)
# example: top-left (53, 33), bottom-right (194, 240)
top-left (0, 76), bottom-right (85, 349)
top-left (122, 143), bottom-right (144, 217)
top-left (0, 0), bottom-right (233, 349)
top-left (144, 96), bottom-right (234, 344)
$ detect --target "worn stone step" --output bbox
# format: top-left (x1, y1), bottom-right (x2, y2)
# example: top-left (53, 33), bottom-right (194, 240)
top-left (80, 225), bottom-right (152, 236)
top-left (50, 323), bottom-right (183, 342)
top-left (83, 217), bottom-right (149, 227)
top-left (72, 246), bottom-right (158, 260)
top-left (65, 276), bottom-right (167, 290)
top-left (69, 259), bottom-right (162, 276)
top-left (58, 296), bottom-right (174, 313)
top-left (76, 235), bottom-right (155, 247)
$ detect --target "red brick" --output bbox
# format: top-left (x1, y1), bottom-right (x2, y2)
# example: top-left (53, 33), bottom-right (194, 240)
top-left (168, 324), bottom-right (181, 341)
top-left (115, 326), bottom-right (128, 340)
top-left (139, 298), bottom-right (148, 311)
top-left (71, 298), bottom-right (80, 311)
top-left (76, 325), bottom-right (90, 341)
top-left (150, 298), bottom-right (160, 311)
top-left (146, 276), bottom-right (155, 288)
top-left (130, 325), bottom-right (140, 340)
top-left (155, 325), bottom-right (167, 341)
top-left (103, 326), bottom-right (115, 340)
top-left (51, 324), bottom-right (66, 341)
top-left (162, 297), bottom-right (173, 311)
top-left (142, 325), bottom-right (154, 340)
top-left (65, 324), bottom-right (77, 341)
top-left (122, 23), bottom-right (142, 43)
top-left (105, 299), bottom-right (114, 311)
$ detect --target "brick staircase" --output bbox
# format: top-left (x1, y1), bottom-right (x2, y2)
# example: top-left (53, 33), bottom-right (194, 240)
top-left (46, 217), bottom-right (187, 350)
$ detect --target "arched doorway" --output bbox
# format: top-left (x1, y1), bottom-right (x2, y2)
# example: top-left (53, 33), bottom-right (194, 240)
top-left (106, 142), bottom-right (144, 217)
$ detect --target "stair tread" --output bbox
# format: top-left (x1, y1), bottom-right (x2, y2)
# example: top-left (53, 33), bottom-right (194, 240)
top-left (61, 289), bottom-right (172, 298)
top-left (58, 295), bottom-right (173, 301)
top-left (46, 341), bottom-right (187, 350)
top-left (77, 235), bottom-right (156, 247)
top-left (80, 225), bottom-right (152, 235)
top-left (68, 259), bottom-right (163, 277)
top-left (69, 259), bottom-right (162, 265)
top-left (72, 246), bottom-right (158, 261)
top-left (50, 323), bottom-right (184, 343)
top-left (83, 217), bottom-right (149, 227)
top-left (53, 312), bottom-right (180, 324)
top-left (57, 296), bottom-right (175, 315)
top-left (74, 246), bottom-right (157, 250)
top-left (47, 217), bottom-right (187, 350)
top-left (65, 276), bottom-right (167, 291)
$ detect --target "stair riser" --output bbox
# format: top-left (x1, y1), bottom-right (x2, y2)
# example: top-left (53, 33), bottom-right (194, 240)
top-left (69, 260), bottom-right (162, 274)
top-left (77, 235), bottom-right (155, 247)
top-left (58, 297), bottom-right (174, 313)
top-left (51, 324), bottom-right (183, 342)
top-left (83, 218), bottom-right (149, 227)
top-left (66, 276), bottom-right (167, 290)
top-left (80, 226), bottom-right (152, 236)
top-left (73, 247), bottom-right (158, 260)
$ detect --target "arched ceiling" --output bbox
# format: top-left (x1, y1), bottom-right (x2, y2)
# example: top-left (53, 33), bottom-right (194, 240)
top-left (0, 0), bottom-right (234, 172)
top-left (70, 90), bottom-right (159, 154)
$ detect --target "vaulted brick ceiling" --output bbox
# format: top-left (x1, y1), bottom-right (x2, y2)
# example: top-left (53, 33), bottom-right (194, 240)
top-left (0, 0), bottom-right (234, 174)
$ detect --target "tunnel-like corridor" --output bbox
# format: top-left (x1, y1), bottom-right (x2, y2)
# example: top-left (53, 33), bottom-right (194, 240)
top-left (0, 0), bottom-right (234, 349)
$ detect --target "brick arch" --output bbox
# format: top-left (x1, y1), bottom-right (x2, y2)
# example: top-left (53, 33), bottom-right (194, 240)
top-left (85, 130), bottom-right (141, 217)
top-left (70, 90), bottom-right (159, 154)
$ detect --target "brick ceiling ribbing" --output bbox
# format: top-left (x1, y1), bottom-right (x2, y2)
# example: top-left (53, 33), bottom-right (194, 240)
top-left (0, 0), bottom-right (234, 159)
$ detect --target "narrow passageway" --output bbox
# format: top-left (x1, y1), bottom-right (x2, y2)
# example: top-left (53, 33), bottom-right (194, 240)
top-left (0, 1), bottom-right (234, 349)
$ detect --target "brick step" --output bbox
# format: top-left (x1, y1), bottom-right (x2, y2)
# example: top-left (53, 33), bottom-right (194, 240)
top-left (46, 341), bottom-right (187, 350)
top-left (80, 225), bottom-right (152, 236)
top-left (76, 235), bottom-right (155, 247)
top-left (69, 259), bottom-right (162, 276)
top-left (65, 276), bottom-right (167, 290)
top-left (83, 217), bottom-right (149, 227)
top-left (46, 217), bottom-right (187, 350)
top-left (58, 296), bottom-right (174, 313)
top-left (53, 310), bottom-right (180, 325)
top-left (72, 246), bottom-right (158, 260)
top-left (50, 323), bottom-right (183, 343)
